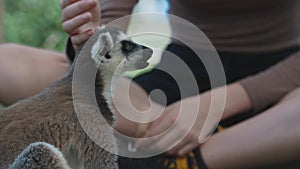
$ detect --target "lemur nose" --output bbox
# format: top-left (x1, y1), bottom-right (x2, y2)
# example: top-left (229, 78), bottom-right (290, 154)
top-left (142, 46), bottom-right (148, 50)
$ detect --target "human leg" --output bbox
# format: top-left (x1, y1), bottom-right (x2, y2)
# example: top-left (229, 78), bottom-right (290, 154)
top-left (201, 87), bottom-right (300, 169)
top-left (0, 43), bottom-right (70, 105)
top-left (118, 43), bottom-right (300, 169)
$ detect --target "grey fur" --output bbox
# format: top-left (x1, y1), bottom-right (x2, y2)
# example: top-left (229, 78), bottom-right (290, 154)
top-left (0, 26), bottom-right (152, 169)
top-left (8, 142), bottom-right (71, 169)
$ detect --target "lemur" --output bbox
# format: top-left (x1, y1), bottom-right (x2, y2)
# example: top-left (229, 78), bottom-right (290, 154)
top-left (9, 142), bottom-right (71, 169)
top-left (0, 26), bottom-right (153, 169)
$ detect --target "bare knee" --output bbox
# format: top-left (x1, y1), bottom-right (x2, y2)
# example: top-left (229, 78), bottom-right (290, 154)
top-left (0, 43), bottom-right (23, 54)
top-left (0, 44), bottom-right (70, 105)
top-left (0, 43), bottom-right (20, 49)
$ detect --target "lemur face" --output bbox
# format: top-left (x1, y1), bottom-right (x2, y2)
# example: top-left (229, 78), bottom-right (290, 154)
top-left (91, 27), bottom-right (153, 76)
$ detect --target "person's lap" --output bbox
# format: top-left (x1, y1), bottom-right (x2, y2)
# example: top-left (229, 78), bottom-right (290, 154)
top-left (122, 43), bottom-right (300, 169)
top-left (264, 86), bottom-right (300, 169)
top-left (233, 87), bottom-right (300, 169)
top-left (1, 42), bottom-right (299, 168)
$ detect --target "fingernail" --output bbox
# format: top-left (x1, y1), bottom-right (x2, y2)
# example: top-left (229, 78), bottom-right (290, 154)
top-left (88, 29), bottom-right (94, 35)
top-left (87, 0), bottom-right (96, 5)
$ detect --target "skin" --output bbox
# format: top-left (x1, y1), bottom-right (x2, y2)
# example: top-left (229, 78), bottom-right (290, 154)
top-left (61, 1), bottom-right (300, 168)
top-left (0, 51), bottom-right (118, 169)
top-left (0, 44), bottom-right (69, 105)
top-left (201, 87), bottom-right (300, 169)
top-left (60, 0), bottom-right (100, 48)
top-left (1, 0), bottom-right (299, 168)
top-left (136, 83), bottom-right (252, 156)
top-left (1, 27), bottom-right (152, 168)
top-left (0, 0), bottom-right (99, 105)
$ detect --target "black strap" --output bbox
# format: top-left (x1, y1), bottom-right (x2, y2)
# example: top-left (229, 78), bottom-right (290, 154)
top-left (194, 148), bottom-right (209, 169)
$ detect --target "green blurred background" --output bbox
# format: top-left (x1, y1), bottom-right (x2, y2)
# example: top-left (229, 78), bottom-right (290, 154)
top-left (2, 0), bottom-right (170, 76)
top-left (4, 0), bottom-right (67, 52)
top-left (3, 0), bottom-right (170, 53)
top-left (1, 0), bottom-right (170, 108)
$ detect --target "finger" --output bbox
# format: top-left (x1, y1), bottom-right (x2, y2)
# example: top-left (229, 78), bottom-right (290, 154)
top-left (136, 136), bottom-right (157, 148)
top-left (144, 116), bottom-right (175, 137)
top-left (177, 143), bottom-right (198, 156)
top-left (145, 109), bottom-right (178, 137)
top-left (62, 0), bottom-right (97, 22)
top-left (147, 128), bottom-right (182, 152)
top-left (150, 108), bottom-right (170, 127)
top-left (149, 103), bottom-right (179, 130)
top-left (136, 121), bottom-right (175, 148)
top-left (168, 128), bottom-right (201, 155)
top-left (70, 29), bottom-right (94, 46)
top-left (60, 0), bottom-right (78, 9)
top-left (62, 12), bottom-right (92, 35)
top-left (166, 139), bottom-right (189, 155)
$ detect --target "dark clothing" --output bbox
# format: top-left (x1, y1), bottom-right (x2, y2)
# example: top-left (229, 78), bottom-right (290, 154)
top-left (133, 43), bottom-right (299, 107)
top-left (117, 43), bottom-right (300, 169)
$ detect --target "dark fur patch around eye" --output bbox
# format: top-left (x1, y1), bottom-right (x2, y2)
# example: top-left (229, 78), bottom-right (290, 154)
top-left (121, 40), bottom-right (136, 54)
top-left (105, 53), bottom-right (111, 59)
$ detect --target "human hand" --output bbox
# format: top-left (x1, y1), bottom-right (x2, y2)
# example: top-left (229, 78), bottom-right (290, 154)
top-left (137, 91), bottom-right (224, 156)
top-left (60, 0), bottom-right (101, 47)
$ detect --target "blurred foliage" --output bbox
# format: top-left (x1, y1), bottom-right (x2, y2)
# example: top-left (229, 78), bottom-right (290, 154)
top-left (4, 0), bottom-right (67, 52)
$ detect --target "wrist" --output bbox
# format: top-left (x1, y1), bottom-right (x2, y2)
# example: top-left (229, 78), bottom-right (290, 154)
top-left (221, 83), bottom-right (252, 120)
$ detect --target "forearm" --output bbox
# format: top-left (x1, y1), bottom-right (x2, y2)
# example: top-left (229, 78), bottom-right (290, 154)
top-left (203, 82), bottom-right (252, 121)
top-left (222, 83), bottom-right (252, 120)
top-left (114, 83), bottom-right (249, 138)
top-left (0, 44), bottom-right (69, 105)
top-left (239, 52), bottom-right (300, 113)
top-left (201, 92), bottom-right (300, 169)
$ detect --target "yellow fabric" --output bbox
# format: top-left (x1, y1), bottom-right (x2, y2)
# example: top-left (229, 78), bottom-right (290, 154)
top-left (176, 156), bottom-right (189, 169)
top-left (163, 125), bottom-right (227, 169)
top-left (217, 125), bottom-right (225, 132)
top-left (162, 152), bottom-right (200, 169)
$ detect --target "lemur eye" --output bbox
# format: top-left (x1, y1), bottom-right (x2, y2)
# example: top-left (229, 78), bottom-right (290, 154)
top-left (105, 53), bottom-right (111, 59)
top-left (121, 40), bottom-right (136, 53)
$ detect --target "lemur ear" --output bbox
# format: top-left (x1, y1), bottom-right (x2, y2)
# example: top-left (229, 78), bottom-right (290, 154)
top-left (91, 32), bottom-right (114, 57)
